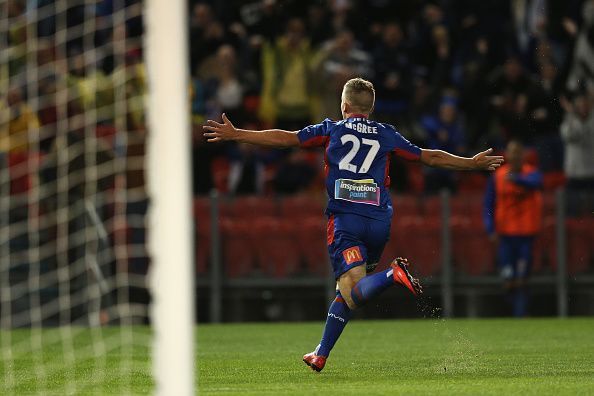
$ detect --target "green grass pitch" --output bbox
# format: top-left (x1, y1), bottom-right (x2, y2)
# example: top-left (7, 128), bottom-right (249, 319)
top-left (2, 318), bottom-right (593, 395)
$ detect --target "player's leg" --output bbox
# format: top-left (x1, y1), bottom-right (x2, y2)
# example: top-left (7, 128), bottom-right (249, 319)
top-left (498, 235), bottom-right (514, 306)
top-left (346, 218), bottom-right (422, 307)
top-left (304, 215), bottom-right (366, 371)
top-left (512, 236), bottom-right (534, 317)
top-left (313, 265), bottom-right (365, 357)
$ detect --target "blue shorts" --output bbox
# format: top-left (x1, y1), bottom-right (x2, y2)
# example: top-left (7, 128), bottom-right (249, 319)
top-left (498, 236), bottom-right (534, 280)
top-left (326, 212), bottom-right (391, 279)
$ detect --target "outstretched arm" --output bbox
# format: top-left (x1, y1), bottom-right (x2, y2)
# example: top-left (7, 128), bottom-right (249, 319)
top-left (420, 148), bottom-right (504, 171)
top-left (203, 113), bottom-right (300, 148)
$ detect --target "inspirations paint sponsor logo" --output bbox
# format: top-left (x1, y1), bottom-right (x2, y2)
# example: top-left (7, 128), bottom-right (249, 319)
top-left (334, 178), bottom-right (380, 205)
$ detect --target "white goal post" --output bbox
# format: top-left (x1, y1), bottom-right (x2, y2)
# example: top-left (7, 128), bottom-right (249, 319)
top-left (146, 0), bottom-right (195, 394)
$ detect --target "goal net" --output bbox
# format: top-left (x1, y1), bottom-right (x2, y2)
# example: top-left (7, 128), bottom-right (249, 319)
top-left (0, 0), bottom-right (193, 393)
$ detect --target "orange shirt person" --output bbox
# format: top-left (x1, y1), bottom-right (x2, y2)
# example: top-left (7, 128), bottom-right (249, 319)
top-left (483, 140), bottom-right (543, 317)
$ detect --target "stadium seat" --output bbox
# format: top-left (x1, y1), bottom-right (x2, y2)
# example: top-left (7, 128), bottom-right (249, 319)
top-left (450, 194), bottom-right (483, 222)
top-left (422, 196), bottom-right (442, 218)
top-left (392, 194), bottom-right (422, 217)
top-left (294, 216), bottom-right (328, 276)
top-left (566, 218), bottom-right (594, 274)
top-left (194, 198), bottom-right (211, 275)
top-left (533, 216), bottom-right (556, 273)
top-left (458, 173), bottom-right (488, 193)
top-left (220, 218), bottom-right (256, 277)
top-left (252, 217), bottom-right (299, 278)
top-left (451, 216), bottom-right (496, 275)
top-left (279, 195), bottom-right (325, 218)
top-left (211, 157), bottom-right (230, 193)
top-left (8, 151), bottom-right (41, 195)
top-left (384, 215), bottom-right (441, 277)
top-left (542, 192), bottom-right (556, 217)
top-left (228, 196), bottom-right (279, 219)
top-left (405, 162), bottom-right (425, 193)
top-left (95, 124), bottom-right (117, 148)
top-left (543, 171), bottom-right (566, 191)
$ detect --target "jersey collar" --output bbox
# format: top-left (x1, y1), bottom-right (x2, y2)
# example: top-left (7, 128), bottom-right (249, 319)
top-left (347, 114), bottom-right (369, 119)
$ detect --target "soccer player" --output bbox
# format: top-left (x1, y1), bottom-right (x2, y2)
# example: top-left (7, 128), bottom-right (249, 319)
top-left (204, 78), bottom-right (503, 372)
top-left (483, 140), bottom-right (543, 317)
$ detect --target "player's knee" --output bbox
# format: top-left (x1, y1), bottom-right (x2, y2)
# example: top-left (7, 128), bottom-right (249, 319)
top-left (341, 289), bottom-right (358, 310)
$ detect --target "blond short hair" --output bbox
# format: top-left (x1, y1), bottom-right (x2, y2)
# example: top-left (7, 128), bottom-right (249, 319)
top-left (342, 78), bottom-right (375, 114)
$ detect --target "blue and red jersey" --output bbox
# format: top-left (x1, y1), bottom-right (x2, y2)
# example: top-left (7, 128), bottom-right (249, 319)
top-left (297, 115), bottom-right (421, 220)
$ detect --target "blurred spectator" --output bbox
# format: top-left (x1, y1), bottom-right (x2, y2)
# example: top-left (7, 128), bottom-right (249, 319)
top-left (6, 0), bottom-right (27, 77)
top-left (190, 3), bottom-right (226, 74)
top-left (188, 0), bottom-right (592, 197)
top-left (484, 140), bottom-right (543, 317)
top-left (372, 22), bottom-right (413, 123)
top-left (420, 96), bottom-right (466, 193)
top-left (260, 18), bottom-right (314, 129)
top-left (560, 92), bottom-right (594, 216)
top-left (0, 85), bottom-right (40, 154)
top-left (543, 0), bottom-right (582, 69)
top-left (510, 0), bottom-right (547, 60)
top-left (207, 45), bottom-right (245, 123)
top-left (458, 37), bottom-right (491, 148)
top-left (307, 3), bottom-right (333, 47)
top-left (566, 0), bottom-right (594, 93)
top-left (228, 144), bottom-right (265, 195)
top-left (66, 49), bottom-right (114, 123)
top-left (426, 25), bottom-right (453, 89)
top-left (315, 29), bottom-right (372, 120)
top-left (527, 60), bottom-right (564, 170)
top-left (273, 150), bottom-right (317, 195)
top-left (488, 56), bottom-right (535, 143)
top-left (238, 0), bottom-right (284, 43)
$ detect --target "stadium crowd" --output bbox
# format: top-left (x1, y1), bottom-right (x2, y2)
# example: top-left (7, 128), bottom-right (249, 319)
top-left (2, 0), bottom-right (148, 324)
top-left (192, 0), bottom-right (594, 199)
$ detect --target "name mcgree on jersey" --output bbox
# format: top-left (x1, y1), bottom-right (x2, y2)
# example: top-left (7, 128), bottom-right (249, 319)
top-left (344, 119), bottom-right (378, 134)
top-left (335, 178), bottom-right (380, 206)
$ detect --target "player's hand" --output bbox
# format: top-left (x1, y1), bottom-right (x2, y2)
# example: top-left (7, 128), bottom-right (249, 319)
top-left (203, 113), bottom-right (239, 142)
top-left (472, 148), bottom-right (504, 171)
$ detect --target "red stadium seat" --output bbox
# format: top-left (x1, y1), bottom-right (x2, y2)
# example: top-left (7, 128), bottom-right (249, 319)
top-left (8, 151), bottom-right (41, 195)
top-left (406, 162), bottom-right (425, 194)
top-left (194, 198), bottom-right (211, 275)
top-left (566, 218), bottom-right (594, 274)
top-left (450, 194), bottom-right (483, 222)
top-left (451, 216), bottom-right (496, 275)
top-left (422, 196), bottom-right (442, 218)
top-left (95, 124), bottom-right (117, 148)
top-left (543, 171), bottom-right (566, 191)
top-left (294, 216), bottom-right (329, 276)
top-left (392, 194), bottom-right (422, 217)
top-left (211, 157), bottom-right (230, 193)
top-left (220, 218), bottom-right (256, 277)
top-left (252, 217), bottom-right (299, 278)
top-left (279, 195), bottom-right (325, 218)
top-left (383, 215), bottom-right (441, 277)
top-left (533, 216), bottom-right (556, 273)
top-left (228, 196), bottom-right (279, 219)
top-left (458, 173), bottom-right (488, 193)
top-left (542, 192), bottom-right (556, 217)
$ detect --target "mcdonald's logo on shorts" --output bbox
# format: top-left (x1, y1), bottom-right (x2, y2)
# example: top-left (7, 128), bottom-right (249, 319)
top-left (343, 246), bottom-right (363, 265)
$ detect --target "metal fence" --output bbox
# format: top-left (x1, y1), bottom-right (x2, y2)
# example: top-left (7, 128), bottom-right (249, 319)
top-left (197, 189), bottom-right (594, 322)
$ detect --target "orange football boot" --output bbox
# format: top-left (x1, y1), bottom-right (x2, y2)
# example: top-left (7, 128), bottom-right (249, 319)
top-left (391, 257), bottom-right (423, 296)
top-left (303, 351), bottom-right (327, 372)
